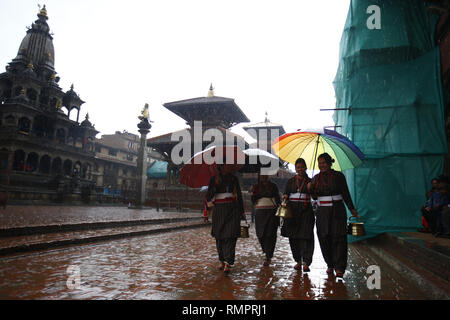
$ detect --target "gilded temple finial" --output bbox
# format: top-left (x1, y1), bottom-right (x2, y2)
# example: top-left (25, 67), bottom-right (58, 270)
top-left (38, 4), bottom-right (48, 17)
top-left (207, 83), bottom-right (214, 97)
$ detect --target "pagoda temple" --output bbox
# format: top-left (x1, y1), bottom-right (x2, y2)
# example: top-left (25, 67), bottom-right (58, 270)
top-left (147, 85), bottom-right (251, 187)
top-left (242, 111), bottom-right (285, 154)
top-left (164, 84), bottom-right (250, 129)
top-left (242, 112), bottom-right (293, 190)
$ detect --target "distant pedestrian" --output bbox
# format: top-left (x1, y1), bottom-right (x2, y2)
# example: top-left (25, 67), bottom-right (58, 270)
top-left (251, 173), bottom-right (280, 266)
top-left (308, 153), bottom-right (359, 279)
top-left (281, 158), bottom-right (315, 272)
top-left (206, 164), bottom-right (246, 273)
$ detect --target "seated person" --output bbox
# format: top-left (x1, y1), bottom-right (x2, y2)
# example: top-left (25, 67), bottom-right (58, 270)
top-left (426, 178), bottom-right (439, 200)
top-left (423, 178), bottom-right (449, 236)
top-left (420, 177), bottom-right (439, 232)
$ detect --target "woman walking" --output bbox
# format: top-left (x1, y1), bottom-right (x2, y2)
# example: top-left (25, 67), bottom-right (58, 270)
top-left (308, 152), bottom-right (359, 278)
top-left (206, 164), bottom-right (246, 273)
top-left (281, 158), bottom-right (315, 272)
top-left (251, 174), bottom-right (281, 266)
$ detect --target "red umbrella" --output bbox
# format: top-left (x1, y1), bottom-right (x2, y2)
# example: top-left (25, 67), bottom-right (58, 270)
top-left (179, 145), bottom-right (246, 188)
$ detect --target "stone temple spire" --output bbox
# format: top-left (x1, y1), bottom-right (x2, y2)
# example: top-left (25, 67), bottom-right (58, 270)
top-left (6, 4), bottom-right (55, 81)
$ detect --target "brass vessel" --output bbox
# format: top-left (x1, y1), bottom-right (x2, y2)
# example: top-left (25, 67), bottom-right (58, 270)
top-left (347, 216), bottom-right (366, 236)
top-left (275, 201), bottom-right (293, 218)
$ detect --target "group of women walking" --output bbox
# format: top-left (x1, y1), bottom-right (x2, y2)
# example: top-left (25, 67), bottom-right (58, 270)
top-left (205, 152), bottom-right (359, 278)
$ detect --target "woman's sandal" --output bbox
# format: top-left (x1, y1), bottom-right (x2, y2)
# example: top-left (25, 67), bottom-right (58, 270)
top-left (326, 268), bottom-right (334, 274)
top-left (223, 263), bottom-right (231, 274)
top-left (217, 262), bottom-right (225, 270)
top-left (294, 263), bottom-right (302, 270)
top-left (263, 259), bottom-right (271, 266)
top-left (302, 264), bottom-right (310, 272)
top-left (335, 270), bottom-right (344, 278)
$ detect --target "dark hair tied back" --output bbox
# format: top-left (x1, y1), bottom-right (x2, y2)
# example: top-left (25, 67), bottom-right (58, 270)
top-left (318, 152), bottom-right (335, 165)
top-left (295, 158), bottom-right (307, 168)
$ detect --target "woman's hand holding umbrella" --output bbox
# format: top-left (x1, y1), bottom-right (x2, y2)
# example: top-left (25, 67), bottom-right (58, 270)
top-left (350, 209), bottom-right (359, 218)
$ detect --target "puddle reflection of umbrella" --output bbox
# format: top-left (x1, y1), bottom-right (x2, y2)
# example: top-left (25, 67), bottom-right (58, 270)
top-left (180, 145), bottom-right (246, 188)
top-left (239, 148), bottom-right (280, 174)
top-left (272, 128), bottom-right (365, 172)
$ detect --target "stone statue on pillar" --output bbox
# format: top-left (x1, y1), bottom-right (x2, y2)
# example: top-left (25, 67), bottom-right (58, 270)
top-left (135, 103), bottom-right (152, 208)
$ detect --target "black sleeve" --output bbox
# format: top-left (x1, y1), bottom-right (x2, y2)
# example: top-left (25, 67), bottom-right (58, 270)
top-left (250, 184), bottom-right (259, 204)
top-left (284, 178), bottom-right (292, 196)
top-left (337, 172), bottom-right (355, 210)
top-left (272, 183), bottom-right (281, 205)
top-left (205, 177), bottom-right (216, 202)
top-left (234, 177), bottom-right (245, 215)
top-left (310, 176), bottom-right (317, 192)
top-left (310, 175), bottom-right (318, 200)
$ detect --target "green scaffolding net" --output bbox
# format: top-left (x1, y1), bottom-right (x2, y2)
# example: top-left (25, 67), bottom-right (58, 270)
top-left (333, 0), bottom-right (447, 242)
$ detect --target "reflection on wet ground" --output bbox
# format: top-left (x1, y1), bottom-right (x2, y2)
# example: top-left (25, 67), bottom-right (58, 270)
top-left (0, 226), bottom-right (428, 300)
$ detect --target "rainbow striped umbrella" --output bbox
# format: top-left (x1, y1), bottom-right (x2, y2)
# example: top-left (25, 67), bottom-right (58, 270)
top-left (272, 128), bottom-right (365, 171)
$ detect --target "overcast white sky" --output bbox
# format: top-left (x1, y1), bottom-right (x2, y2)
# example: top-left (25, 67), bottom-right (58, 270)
top-left (0, 0), bottom-right (350, 142)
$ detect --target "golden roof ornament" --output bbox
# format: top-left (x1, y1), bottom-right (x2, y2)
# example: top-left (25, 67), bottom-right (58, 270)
top-left (207, 84), bottom-right (215, 97)
top-left (56, 99), bottom-right (62, 109)
top-left (20, 88), bottom-right (26, 95)
top-left (27, 61), bottom-right (34, 70)
top-left (139, 103), bottom-right (149, 120)
top-left (38, 4), bottom-right (48, 17)
top-left (85, 113), bottom-right (90, 120)
top-left (51, 73), bottom-right (56, 80)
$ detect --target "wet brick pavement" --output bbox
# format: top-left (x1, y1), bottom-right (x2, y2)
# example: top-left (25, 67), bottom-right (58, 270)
top-left (0, 224), bottom-right (429, 300)
top-left (0, 206), bottom-right (200, 228)
top-left (0, 220), bottom-right (207, 253)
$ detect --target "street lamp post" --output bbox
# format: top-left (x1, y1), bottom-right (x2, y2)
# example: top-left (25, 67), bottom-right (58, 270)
top-left (135, 103), bottom-right (152, 208)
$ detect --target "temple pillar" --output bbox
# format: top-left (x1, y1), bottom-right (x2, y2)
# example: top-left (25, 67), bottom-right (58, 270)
top-left (135, 104), bottom-right (152, 208)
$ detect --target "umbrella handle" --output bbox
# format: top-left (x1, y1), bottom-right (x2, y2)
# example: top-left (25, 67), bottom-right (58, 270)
top-left (311, 135), bottom-right (320, 177)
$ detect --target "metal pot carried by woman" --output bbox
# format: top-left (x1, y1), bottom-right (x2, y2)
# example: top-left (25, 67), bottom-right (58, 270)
top-left (240, 220), bottom-right (250, 238)
top-left (275, 200), bottom-right (293, 218)
top-left (347, 216), bottom-right (366, 236)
